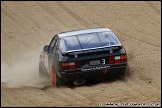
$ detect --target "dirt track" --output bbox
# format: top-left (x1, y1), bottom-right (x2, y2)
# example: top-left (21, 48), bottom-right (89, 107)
top-left (1, 1), bottom-right (161, 107)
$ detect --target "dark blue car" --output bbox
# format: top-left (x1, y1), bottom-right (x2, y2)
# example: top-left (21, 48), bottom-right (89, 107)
top-left (39, 28), bottom-right (128, 87)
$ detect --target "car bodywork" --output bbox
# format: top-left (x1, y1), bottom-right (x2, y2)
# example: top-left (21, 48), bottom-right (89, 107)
top-left (39, 28), bottom-right (128, 87)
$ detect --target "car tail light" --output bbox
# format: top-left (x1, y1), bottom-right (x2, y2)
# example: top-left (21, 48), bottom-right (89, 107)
top-left (121, 55), bottom-right (127, 59)
top-left (120, 55), bottom-right (127, 62)
top-left (108, 55), bottom-right (127, 64)
top-left (69, 62), bottom-right (75, 66)
top-left (62, 62), bottom-right (69, 66)
top-left (114, 56), bottom-right (121, 63)
top-left (69, 62), bottom-right (75, 69)
top-left (62, 61), bottom-right (81, 70)
top-left (115, 59), bottom-right (121, 63)
top-left (69, 65), bottom-right (75, 69)
top-left (62, 62), bottom-right (69, 70)
top-left (109, 56), bottom-right (115, 64)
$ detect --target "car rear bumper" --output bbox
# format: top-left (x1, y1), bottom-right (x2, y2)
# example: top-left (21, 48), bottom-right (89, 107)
top-left (60, 63), bottom-right (127, 81)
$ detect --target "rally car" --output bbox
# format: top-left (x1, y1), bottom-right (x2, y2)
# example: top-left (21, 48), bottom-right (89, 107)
top-left (39, 28), bottom-right (128, 87)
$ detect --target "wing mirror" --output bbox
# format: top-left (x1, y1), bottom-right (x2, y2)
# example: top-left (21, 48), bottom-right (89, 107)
top-left (44, 45), bottom-right (49, 52)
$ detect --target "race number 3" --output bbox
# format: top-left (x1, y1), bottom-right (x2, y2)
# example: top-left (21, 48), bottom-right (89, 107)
top-left (102, 59), bottom-right (106, 64)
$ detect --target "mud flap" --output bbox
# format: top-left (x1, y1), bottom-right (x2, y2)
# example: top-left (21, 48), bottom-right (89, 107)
top-left (52, 68), bottom-right (61, 87)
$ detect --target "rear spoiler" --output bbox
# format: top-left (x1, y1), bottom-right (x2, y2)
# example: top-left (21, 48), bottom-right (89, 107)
top-left (61, 44), bottom-right (122, 56)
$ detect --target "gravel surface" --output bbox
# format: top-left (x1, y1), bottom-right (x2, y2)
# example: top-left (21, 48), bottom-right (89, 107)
top-left (1, 1), bottom-right (161, 107)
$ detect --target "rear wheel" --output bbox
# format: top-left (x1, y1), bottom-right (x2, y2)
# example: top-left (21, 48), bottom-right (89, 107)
top-left (73, 78), bottom-right (86, 86)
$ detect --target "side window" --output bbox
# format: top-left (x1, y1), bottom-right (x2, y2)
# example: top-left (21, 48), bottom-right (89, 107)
top-left (53, 39), bottom-right (59, 53)
top-left (49, 35), bottom-right (57, 47)
top-left (53, 39), bottom-right (60, 59)
top-left (49, 35), bottom-right (58, 53)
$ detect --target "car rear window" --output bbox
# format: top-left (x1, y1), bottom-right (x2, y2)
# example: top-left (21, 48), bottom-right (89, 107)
top-left (98, 32), bottom-right (120, 46)
top-left (77, 33), bottom-right (101, 49)
top-left (59, 36), bottom-right (81, 51)
top-left (59, 32), bottom-right (120, 51)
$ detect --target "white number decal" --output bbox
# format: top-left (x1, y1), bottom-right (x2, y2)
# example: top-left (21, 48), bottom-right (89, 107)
top-left (102, 59), bottom-right (106, 64)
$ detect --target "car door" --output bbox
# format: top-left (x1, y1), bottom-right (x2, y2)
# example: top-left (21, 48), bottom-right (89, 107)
top-left (44, 35), bottom-right (58, 75)
top-left (46, 35), bottom-right (59, 74)
top-left (52, 37), bottom-right (60, 72)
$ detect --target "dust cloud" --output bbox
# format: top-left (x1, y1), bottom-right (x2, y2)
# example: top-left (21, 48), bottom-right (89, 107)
top-left (1, 50), bottom-right (51, 88)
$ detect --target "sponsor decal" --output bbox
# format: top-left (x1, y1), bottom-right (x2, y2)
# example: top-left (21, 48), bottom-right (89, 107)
top-left (81, 65), bottom-right (110, 71)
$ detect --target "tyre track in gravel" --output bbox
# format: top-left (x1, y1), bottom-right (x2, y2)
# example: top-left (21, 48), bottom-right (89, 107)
top-left (56, 2), bottom-right (91, 28)
top-left (41, 87), bottom-right (95, 106)
top-left (1, 1), bottom-right (161, 107)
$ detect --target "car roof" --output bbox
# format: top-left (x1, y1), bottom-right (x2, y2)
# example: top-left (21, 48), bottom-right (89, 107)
top-left (57, 28), bottom-right (112, 38)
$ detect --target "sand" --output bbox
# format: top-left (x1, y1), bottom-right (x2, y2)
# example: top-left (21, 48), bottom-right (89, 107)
top-left (1, 1), bottom-right (161, 107)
